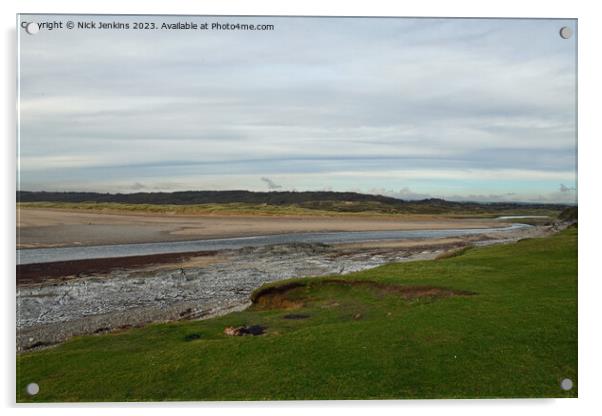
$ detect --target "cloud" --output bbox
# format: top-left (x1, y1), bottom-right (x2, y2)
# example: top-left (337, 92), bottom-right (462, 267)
top-left (260, 177), bottom-right (283, 190)
top-left (560, 183), bottom-right (576, 192)
top-left (368, 186), bottom-right (575, 204)
top-left (130, 182), bottom-right (147, 191)
top-left (17, 16), bottom-right (576, 202)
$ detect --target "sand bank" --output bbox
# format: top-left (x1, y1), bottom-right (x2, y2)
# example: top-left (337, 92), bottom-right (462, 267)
top-left (17, 207), bottom-right (505, 248)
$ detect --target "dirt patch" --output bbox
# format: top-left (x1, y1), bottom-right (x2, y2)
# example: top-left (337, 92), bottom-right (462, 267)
top-left (253, 295), bottom-right (304, 310)
top-left (184, 333), bottom-right (202, 341)
top-left (251, 282), bottom-right (306, 310)
top-left (252, 278), bottom-right (475, 310)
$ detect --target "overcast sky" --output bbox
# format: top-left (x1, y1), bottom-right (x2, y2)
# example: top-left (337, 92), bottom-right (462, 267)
top-left (18, 16), bottom-right (577, 203)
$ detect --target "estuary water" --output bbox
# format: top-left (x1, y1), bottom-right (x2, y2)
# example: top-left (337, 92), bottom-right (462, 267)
top-left (16, 223), bottom-right (530, 265)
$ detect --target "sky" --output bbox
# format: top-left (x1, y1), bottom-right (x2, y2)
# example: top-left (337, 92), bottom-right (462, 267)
top-left (18, 16), bottom-right (577, 203)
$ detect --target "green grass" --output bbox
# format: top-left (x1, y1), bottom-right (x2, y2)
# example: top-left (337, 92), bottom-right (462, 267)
top-left (18, 201), bottom-right (339, 216)
top-left (17, 201), bottom-right (415, 217)
top-left (16, 229), bottom-right (577, 401)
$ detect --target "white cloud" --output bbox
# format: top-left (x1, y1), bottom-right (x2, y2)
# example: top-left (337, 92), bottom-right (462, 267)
top-left (330, 169), bottom-right (575, 182)
top-left (18, 16), bottom-right (577, 202)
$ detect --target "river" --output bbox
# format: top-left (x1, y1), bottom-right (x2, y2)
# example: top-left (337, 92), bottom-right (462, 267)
top-left (16, 223), bottom-right (531, 265)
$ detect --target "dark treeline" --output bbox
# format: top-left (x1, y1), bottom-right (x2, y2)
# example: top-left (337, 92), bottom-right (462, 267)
top-left (18, 190), bottom-right (405, 205)
top-left (17, 190), bottom-right (570, 214)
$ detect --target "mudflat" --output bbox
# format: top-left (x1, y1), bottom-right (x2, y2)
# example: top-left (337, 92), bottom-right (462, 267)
top-left (17, 208), bottom-right (505, 248)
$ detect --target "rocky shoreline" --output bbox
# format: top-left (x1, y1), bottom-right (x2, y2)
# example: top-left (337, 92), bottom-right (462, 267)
top-left (17, 224), bottom-right (556, 352)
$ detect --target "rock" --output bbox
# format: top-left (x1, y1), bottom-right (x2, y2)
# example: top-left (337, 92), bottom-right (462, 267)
top-left (224, 326), bottom-right (241, 336)
top-left (178, 308), bottom-right (193, 319)
top-left (224, 325), bottom-right (266, 336)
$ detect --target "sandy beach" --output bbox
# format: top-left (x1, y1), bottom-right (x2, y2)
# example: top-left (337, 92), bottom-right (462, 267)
top-left (17, 207), bottom-right (506, 249)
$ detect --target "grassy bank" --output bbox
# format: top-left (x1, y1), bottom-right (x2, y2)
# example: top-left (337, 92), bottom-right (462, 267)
top-left (17, 201), bottom-right (561, 219)
top-left (17, 201), bottom-right (390, 217)
top-left (17, 228), bottom-right (577, 401)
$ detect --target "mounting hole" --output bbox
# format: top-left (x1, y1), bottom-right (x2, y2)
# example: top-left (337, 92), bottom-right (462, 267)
top-left (559, 26), bottom-right (573, 39)
top-left (26, 382), bottom-right (39, 396)
top-left (25, 22), bottom-right (39, 35)
top-left (560, 378), bottom-right (573, 391)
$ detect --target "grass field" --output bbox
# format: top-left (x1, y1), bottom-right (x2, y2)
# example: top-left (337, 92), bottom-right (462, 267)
top-left (17, 201), bottom-right (562, 218)
top-left (17, 201), bottom-right (339, 217)
top-left (16, 228), bottom-right (577, 401)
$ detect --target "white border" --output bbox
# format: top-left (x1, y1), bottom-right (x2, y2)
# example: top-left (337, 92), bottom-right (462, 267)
top-left (2, 1), bottom-right (600, 415)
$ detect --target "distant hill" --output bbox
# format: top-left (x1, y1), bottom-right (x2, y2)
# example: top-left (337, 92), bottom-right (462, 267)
top-left (17, 190), bottom-right (570, 215)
